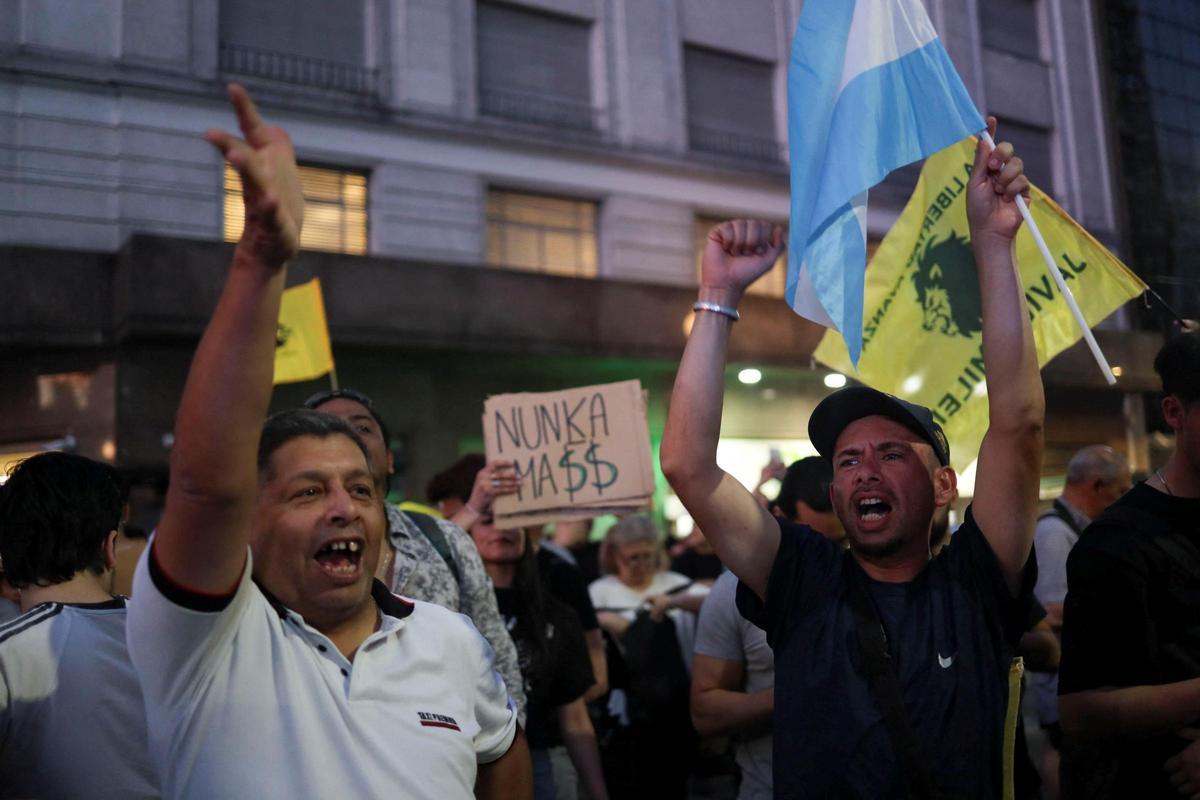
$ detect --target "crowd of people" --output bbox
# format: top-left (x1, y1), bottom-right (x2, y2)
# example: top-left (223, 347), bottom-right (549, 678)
top-left (0, 85), bottom-right (1197, 800)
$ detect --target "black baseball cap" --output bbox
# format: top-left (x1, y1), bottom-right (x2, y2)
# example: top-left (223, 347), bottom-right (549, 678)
top-left (809, 386), bottom-right (951, 467)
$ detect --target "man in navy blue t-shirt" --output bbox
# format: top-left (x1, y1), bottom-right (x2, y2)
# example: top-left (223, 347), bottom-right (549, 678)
top-left (661, 117), bottom-right (1043, 799)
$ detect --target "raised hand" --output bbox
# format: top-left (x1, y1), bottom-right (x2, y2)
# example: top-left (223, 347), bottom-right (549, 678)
top-left (205, 84), bottom-right (305, 268)
top-left (1165, 729), bottom-right (1200, 798)
top-left (700, 219), bottom-right (785, 305)
top-left (467, 460), bottom-right (520, 515)
top-left (966, 116), bottom-right (1030, 249)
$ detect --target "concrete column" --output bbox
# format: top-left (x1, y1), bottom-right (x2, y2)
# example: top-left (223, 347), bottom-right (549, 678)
top-left (383, 0), bottom-right (472, 116)
top-left (606, 0), bottom-right (686, 154)
top-left (370, 161), bottom-right (484, 262)
top-left (599, 195), bottom-right (694, 286)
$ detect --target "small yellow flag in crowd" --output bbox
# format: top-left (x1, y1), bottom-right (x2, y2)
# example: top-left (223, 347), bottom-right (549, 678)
top-left (274, 278), bottom-right (335, 385)
top-left (814, 136), bottom-right (1147, 473)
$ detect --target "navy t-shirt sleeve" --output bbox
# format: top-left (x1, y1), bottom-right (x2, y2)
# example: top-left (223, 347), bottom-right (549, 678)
top-left (1058, 530), bottom-right (1153, 695)
top-left (736, 517), bottom-right (843, 647)
top-left (945, 505), bottom-right (1039, 647)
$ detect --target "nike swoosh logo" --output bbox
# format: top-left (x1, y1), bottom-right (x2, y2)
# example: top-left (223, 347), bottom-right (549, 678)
top-left (938, 653), bottom-right (955, 668)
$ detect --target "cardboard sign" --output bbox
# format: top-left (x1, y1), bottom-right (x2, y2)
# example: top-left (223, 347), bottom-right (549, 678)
top-left (483, 380), bottom-right (655, 527)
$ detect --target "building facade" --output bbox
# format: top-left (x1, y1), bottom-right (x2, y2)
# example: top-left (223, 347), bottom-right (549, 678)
top-left (1099, 0), bottom-right (1200, 323)
top-left (0, 0), bottom-right (1156, 515)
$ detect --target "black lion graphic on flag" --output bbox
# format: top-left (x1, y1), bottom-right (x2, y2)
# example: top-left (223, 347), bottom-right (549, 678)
top-left (911, 232), bottom-right (982, 338)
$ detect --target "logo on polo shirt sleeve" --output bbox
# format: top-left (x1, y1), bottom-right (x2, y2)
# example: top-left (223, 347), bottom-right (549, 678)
top-left (417, 711), bottom-right (461, 732)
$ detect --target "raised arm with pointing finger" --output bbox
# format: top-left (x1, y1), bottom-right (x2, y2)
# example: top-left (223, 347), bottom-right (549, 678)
top-left (153, 84), bottom-right (303, 595)
top-left (660, 118), bottom-right (1043, 798)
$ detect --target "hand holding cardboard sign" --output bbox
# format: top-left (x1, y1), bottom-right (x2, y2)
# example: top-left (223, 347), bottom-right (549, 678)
top-left (466, 460), bottom-right (520, 515)
top-left (482, 381), bottom-right (655, 528)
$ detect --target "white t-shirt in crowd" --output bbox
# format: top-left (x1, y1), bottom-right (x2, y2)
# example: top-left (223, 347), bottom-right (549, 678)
top-left (588, 570), bottom-right (708, 668)
top-left (0, 598), bottom-right (158, 799)
top-left (126, 544), bottom-right (517, 800)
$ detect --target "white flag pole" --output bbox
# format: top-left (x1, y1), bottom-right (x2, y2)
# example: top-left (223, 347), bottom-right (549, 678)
top-left (981, 131), bottom-right (1116, 386)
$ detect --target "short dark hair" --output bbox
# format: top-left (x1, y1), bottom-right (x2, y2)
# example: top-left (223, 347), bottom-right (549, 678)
top-left (258, 409), bottom-right (371, 480)
top-left (426, 453), bottom-right (487, 505)
top-left (774, 456), bottom-right (833, 521)
top-left (302, 388), bottom-right (391, 447)
top-left (1155, 330), bottom-right (1200, 406)
top-left (0, 452), bottom-right (125, 588)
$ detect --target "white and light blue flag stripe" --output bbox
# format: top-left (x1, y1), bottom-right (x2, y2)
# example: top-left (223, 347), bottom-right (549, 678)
top-left (787, 0), bottom-right (984, 364)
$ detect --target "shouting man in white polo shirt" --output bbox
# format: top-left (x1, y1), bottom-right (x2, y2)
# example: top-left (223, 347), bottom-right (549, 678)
top-left (125, 84), bottom-right (530, 799)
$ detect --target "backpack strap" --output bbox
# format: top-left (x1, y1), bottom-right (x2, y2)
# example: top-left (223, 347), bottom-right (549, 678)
top-left (1038, 499), bottom-right (1085, 538)
top-left (843, 550), bottom-right (947, 800)
top-left (404, 511), bottom-right (461, 585)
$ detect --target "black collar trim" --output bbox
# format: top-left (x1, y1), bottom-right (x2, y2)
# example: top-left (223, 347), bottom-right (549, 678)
top-left (62, 597), bottom-right (128, 610)
top-left (372, 579), bottom-right (415, 620)
top-left (252, 579), bottom-right (414, 621)
top-left (252, 578), bottom-right (289, 620)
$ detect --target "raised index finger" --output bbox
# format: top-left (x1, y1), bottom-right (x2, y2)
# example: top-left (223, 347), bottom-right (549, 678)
top-left (226, 83), bottom-right (266, 144)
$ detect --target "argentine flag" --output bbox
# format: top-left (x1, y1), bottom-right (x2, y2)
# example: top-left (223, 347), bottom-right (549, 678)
top-left (787, 0), bottom-right (984, 364)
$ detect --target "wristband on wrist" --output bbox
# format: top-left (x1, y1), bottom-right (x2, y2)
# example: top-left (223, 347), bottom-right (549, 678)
top-left (693, 301), bottom-right (740, 321)
top-left (464, 502), bottom-right (484, 517)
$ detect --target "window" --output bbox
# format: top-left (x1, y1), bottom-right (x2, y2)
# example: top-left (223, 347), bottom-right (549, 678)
top-left (224, 164), bottom-right (368, 255)
top-left (476, 1), bottom-right (595, 130)
top-left (684, 46), bottom-right (779, 162)
top-left (219, 0), bottom-right (375, 94)
top-left (486, 190), bottom-right (597, 278)
top-left (694, 217), bottom-right (786, 298)
top-left (980, 0), bottom-right (1041, 60)
top-left (995, 119), bottom-right (1054, 193)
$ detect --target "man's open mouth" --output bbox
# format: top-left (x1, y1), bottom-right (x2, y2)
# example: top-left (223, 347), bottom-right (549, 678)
top-left (856, 497), bottom-right (893, 523)
top-left (313, 538), bottom-right (365, 578)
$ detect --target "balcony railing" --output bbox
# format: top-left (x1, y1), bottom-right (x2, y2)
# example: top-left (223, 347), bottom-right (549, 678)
top-left (219, 43), bottom-right (378, 96)
top-left (688, 124), bottom-right (783, 163)
top-left (479, 85), bottom-right (599, 131)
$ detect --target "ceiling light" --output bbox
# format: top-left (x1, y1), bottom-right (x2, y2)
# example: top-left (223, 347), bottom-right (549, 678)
top-left (824, 372), bottom-right (847, 389)
top-left (738, 368), bottom-right (763, 385)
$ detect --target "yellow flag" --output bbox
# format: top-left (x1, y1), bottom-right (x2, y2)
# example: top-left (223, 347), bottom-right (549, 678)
top-left (814, 136), bottom-right (1146, 473)
top-left (274, 278), bottom-right (334, 385)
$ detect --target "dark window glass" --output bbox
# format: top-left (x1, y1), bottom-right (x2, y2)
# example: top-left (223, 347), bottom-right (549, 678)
top-left (683, 45), bottom-right (779, 162)
top-left (218, 0), bottom-right (374, 94)
top-left (476, 2), bottom-right (595, 130)
top-left (1103, 0), bottom-right (1200, 321)
top-left (996, 119), bottom-right (1055, 193)
top-left (980, 0), bottom-right (1041, 60)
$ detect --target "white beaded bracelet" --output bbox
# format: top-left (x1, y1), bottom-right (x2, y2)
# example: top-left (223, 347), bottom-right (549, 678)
top-left (692, 301), bottom-right (740, 321)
